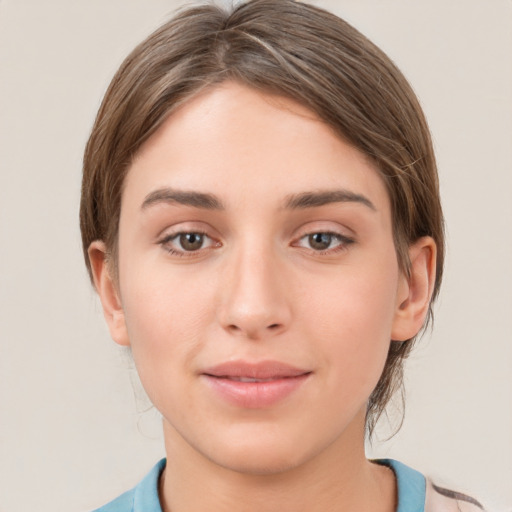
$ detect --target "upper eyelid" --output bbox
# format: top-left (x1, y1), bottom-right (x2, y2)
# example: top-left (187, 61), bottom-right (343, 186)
top-left (159, 231), bottom-right (217, 248)
top-left (294, 231), bottom-right (354, 245)
top-left (292, 223), bottom-right (355, 240)
top-left (156, 221), bottom-right (218, 241)
top-left (154, 220), bottom-right (355, 244)
top-left (298, 228), bottom-right (349, 237)
top-left (159, 229), bottom-right (209, 241)
top-left (158, 231), bottom-right (219, 257)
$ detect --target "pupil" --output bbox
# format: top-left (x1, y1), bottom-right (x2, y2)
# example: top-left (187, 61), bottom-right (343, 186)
top-left (309, 233), bottom-right (331, 250)
top-left (180, 233), bottom-right (203, 251)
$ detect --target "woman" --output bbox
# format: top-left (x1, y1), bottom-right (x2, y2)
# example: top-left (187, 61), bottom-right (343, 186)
top-left (81, 1), bottom-right (484, 510)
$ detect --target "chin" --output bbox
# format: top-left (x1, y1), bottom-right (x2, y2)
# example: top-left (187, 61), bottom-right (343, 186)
top-left (214, 448), bottom-right (306, 476)
top-left (201, 429), bottom-right (319, 476)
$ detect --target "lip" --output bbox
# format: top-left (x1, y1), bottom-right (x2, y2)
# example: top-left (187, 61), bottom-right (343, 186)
top-left (201, 360), bottom-right (311, 408)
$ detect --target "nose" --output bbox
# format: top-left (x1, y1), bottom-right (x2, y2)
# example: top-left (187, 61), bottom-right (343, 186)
top-left (216, 243), bottom-right (292, 340)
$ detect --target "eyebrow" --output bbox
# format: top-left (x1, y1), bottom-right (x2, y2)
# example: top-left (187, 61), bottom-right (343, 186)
top-left (284, 189), bottom-right (376, 211)
top-left (141, 188), bottom-right (224, 210)
top-left (141, 187), bottom-right (376, 212)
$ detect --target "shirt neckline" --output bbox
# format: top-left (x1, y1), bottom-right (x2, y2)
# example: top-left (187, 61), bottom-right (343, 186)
top-left (132, 458), bottom-right (425, 512)
top-left (377, 458), bottom-right (426, 512)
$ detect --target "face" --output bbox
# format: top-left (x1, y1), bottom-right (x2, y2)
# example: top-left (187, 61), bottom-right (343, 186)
top-left (94, 82), bottom-right (420, 475)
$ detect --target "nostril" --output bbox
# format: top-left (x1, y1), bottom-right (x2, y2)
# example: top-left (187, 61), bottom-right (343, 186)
top-left (223, 321), bottom-right (285, 337)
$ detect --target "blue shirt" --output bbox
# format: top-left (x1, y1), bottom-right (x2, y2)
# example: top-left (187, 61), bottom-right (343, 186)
top-left (93, 458), bottom-right (426, 512)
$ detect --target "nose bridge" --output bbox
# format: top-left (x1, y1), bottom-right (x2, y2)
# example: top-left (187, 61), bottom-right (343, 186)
top-left (218, 237), bottom-right (290, 338)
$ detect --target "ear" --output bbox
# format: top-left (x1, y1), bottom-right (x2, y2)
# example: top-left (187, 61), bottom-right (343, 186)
top-left (88, 241), bottom-right (130, 346)
top-left (391, 236), bottom-right (437, 342)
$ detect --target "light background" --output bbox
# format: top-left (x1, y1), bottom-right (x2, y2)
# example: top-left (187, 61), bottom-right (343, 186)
top-left (0, 1), bottom-right (511, 511)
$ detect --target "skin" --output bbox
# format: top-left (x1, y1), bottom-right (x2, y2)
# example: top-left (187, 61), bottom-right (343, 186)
top-left (90, 82), bottom-right (436, 512)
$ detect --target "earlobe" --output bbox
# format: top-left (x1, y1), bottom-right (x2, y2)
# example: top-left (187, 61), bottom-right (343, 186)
top-left (88, 241), bottom-right (130, 346)
top-left (391, 236), bottom-right (437, 342)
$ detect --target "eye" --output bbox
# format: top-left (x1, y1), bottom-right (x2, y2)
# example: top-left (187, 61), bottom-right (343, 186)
top-left (294, 232), bottom-right (354, 253)
top-left (176, 232), bottom-right (206, 251)
top-left (159, 231), bottom-right (219, 255)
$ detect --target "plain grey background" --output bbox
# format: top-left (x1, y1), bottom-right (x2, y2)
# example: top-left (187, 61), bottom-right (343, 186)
top-left (1, 1), bottom-right (511, 511)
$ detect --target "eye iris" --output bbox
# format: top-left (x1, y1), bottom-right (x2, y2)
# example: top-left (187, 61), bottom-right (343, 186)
top-left (179, 233), bottom-right (204, 251)
top-left (309, 233), bottom-right (332, 250)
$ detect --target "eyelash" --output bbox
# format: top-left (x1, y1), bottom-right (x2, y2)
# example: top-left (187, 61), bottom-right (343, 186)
top-left (157, 230), bottom-right (354, 257)
top-left (158, 231), bottom-right (218, 257)
top-left (293, 231), bottom-right (355, 255)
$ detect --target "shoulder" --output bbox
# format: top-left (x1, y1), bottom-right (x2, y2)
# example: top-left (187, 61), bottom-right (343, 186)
top-left (378, 459), bottom-right (486, 512)
top-left (425, 479), bottom-right (486, 512)
top-left (90, 459), bottom-right (166, 512)
top-left (92, 489), bottom-right (135, 512)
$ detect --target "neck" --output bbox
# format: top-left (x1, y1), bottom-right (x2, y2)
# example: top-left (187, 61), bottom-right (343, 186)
top-left (158, 411), bottom-right (396, 512)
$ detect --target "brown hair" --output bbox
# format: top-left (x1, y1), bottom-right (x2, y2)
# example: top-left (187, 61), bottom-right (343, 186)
top-left (80, 0), bottom-right (444, 436)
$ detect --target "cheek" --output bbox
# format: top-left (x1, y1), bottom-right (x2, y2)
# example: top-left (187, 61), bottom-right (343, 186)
top-left (298, 258), bottom-right (399, 388)
top-left (300, 260), bottom-right (399, 336)
top-left (119, 261), bottom-right (216, 374)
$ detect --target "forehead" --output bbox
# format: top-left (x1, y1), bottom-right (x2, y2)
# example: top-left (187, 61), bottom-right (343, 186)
top-left (124, 81), bottom-right (390, 216)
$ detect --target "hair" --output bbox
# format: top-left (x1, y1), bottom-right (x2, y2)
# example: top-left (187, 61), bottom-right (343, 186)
top-left (80, 0), bottom-right (444, 436)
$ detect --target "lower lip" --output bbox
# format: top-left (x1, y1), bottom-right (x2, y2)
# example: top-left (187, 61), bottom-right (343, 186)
top-left (202, 374), bottom-right (310, 409)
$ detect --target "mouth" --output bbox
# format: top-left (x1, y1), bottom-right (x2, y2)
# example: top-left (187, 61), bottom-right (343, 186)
top-left (220, 376), bottom-right (291, 383)
top-left (202, 360), bottom-right (311, 379)
top-left (201, 360), bottom-right (312, 408)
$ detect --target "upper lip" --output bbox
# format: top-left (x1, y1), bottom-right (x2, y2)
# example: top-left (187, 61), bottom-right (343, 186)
top-left (202, 360), bottom-right (311, 379)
